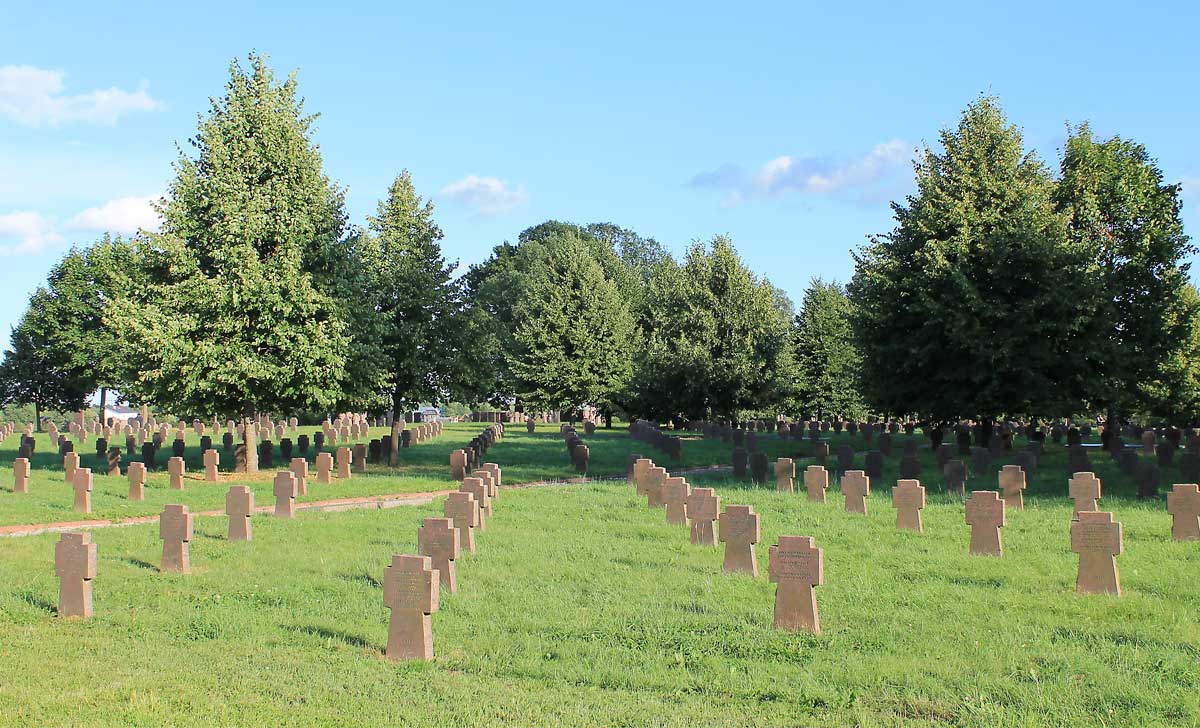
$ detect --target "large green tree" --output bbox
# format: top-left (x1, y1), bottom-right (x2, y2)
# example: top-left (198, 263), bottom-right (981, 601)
top-left (792, 278), bottom-right (864, 419)
top-left (508, 231), bottom-right (636, 414)
top-left (38, 237), bottom-right (135, 418)
top-left (849, 96), bottom-right (1090, 442)
top-left (0, 290), bottom-right (93, 428)
top-left (628, 236), bottom-right (794, 421)
top-left (1054, 124), bottom-right (1194, 428)
top-left (109, 54), bottom-right (351, 470)
top-left (363, 171), bottom-right (475, 463)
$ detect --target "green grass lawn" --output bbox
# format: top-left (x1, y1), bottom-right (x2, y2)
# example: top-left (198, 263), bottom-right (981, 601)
top-left (1, 467), bottom-right (1196, 726)
top-left (0, 422), bottom-right (863, 527)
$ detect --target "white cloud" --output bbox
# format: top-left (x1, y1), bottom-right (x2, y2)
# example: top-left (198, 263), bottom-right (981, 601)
top-left (439, 174), bottom-right (528, 217)
top-left (0, 211), bottom-right (63, 256)
top-left (0, 65), bottom-right (160, 127)
top-left (689, 140), bottom-right (912, 207)
top-left (67, 195), bottom-right (161, 234)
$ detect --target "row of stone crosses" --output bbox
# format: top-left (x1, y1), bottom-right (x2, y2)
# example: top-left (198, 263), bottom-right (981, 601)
top-left (632, 452), bottom-right (1200, 616)
top-left (6, 416), bottom-right (447, 505)
top-left (51, 424), bottom-right (510, 657)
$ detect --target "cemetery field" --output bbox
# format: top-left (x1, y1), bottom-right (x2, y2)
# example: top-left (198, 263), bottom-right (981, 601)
top-left (0, 422), bottom-right (838, 528)
top-left (1, 478), bottom-right (1196, 727)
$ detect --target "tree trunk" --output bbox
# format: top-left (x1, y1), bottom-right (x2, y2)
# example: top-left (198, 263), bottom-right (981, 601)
top-left (979, 417), bottom-right (993, 449)
top-left (243, 404), bottom-right (259, 473)
top-left (99, 387), bottom-right (108, 427)
top-left (603, 409), bottom-right (613, 428)
top-left (1103, 406), bottom-right (1118, 452)
top-left (389, 392), bottom-right (402, 467)
top-left (929, 421), bottom-right (944, 450)
top-left (34, 401), bottom-right (41, 432)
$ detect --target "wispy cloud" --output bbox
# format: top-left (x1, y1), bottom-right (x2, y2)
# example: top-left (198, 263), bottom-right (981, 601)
top-left (0, 65), bottom-right (161, 127)
top-left (689, 140), bottom-right (912, 207)
top-left (439, 174), bottom-right (527, 217)
top-left (67, 195), bottom-right (161, 234)
top-left (0, 211), bottom-right (63, 256)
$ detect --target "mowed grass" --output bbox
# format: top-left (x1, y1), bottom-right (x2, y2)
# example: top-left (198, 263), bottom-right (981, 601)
top-left (1, 473), bottom-right (1197, 727)
top-left (0, 422), bottom-right (848, 527)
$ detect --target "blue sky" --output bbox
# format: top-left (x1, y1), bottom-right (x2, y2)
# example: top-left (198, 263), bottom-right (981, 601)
top-left (3, 0), bottom-right (1199, 348)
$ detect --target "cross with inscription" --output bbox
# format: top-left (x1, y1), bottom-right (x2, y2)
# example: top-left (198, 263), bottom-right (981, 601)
top-left (998, 465), bottom-right (1026, 510)
top-left (804, 465), bottom-right (828, 504)
top-left (383, 554), bottom-right (439, 661)
top-left (159, 504), bottom-right (193, 573)
top-left (1071, 511), bottom-right (1123, 595)
top-left (418, 517), bottom-right (461, 593)
top-left (685, 487), bottom-right (720, 546)
top-left (443, 492), bottom-right (480, 553)
top-left (273, 471), bottom-right (297, 518)
top-left (719, 505), bottom-right (760, 576)
top-left (892, 479), bottom-right (926, 532)
top-left (841, 470), bottom-right (870, 515)
top-left (226, 485), bottom-right (254, 541)
top-left (768, 535), bottom-right (824, 633)
top-left (1167, 483), bottom-right (1200, 541)
top-left (661, 476), bottom-right (691, 526)
top-left (775, 458), bottom-right (795, 493)
top-left (55, 532), bottom-right (97, 619)
top-left (460, 477), bottom-right (490, 530)
top-left (1068, 472), bottom-right (1101, 516)
top-left (964, 490), bottom-right (1005, 556)
top-left (73, 468), bottom-right (93, 513)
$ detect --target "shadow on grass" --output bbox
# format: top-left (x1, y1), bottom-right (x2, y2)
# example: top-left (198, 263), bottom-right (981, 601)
top-left (287, 624), bottom-right (378, 651)
top-left (337, 572), bottom-right (382, 590)
top-left (16, 590), bottom-right (56, 614)
top-left (123, 557), bottom-right (158, 571)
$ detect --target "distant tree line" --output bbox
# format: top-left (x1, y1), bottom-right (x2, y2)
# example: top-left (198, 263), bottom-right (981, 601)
top-left (0, 60), bottom-right (1193, 436)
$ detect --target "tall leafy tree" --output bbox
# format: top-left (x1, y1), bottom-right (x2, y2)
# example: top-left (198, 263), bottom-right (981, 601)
top-left (509, 231), bottom-right (636, 414)
top-left (629, 236), bottom-right (794, 421)
top-left (0, 290), bottom-right (92, 428)
top-left (849, 96), bottom-right (1089, 443)
top-left (39, 237), bottom-right (135, 418)
top-left (363, 171), bottom-right (468, 464)
top-left (793, 278), bottom-right (864, 419)
top-left (1054, 124), bottom-right (1194, 429)
top-left (1140, 283), bottom-right (1200, 423)
top-left (109, 53), bottom-right (351, 471)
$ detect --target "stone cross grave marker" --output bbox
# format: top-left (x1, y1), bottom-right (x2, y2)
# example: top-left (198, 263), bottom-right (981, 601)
top-left (749, 451), bottom-right (768, 484)
top-left (226, 485), bottom-right (254, 541)
top-left (719, 505), bottom-right (760, 575)
top-left (353, 443), bottom-right (367, 474)
top-left (106, 447), bottom-right (121, 477)
top-left (418, 517), bottom-right (461, 593)
top-left (662, 476), bottom-right (691, 526)
top-left (769, 535), bottom-right (824, 633)
top-left (944, 460), bottom-right (966, 496)
top-left (965, 490), bottom-right (1005, 556)
top-left (481, 463), bottom-right (502, 496)
top-left (55, 532), bottom-right (97, 618)
top-left (13, 457), bottom-right (29, 493)
top-left (316, 452), bottom-right (333, 484)
top-left (73, 468), bottom-right (92, 513)
top-left (775, 458), bottom-right (795, 493)
top-left (168, 456), bottom-right (185, 490)
top-left (444, 491), bottom-right (480, 553)
top-left (686, 487), bottom-right (720, 546)
top-left (127, 461), bottom-right (146, 500)
top-left (289, 458), bottom-right (309, 496)
top-left (336, 447), bottom-right (351, 479)
top-left (471, 469), bottom-right (497, 500)
top-left (203, 449), bottom-right (219, 482)
top-left (804, 465), bottom-right (828, 503)
top-left (1068, 472), bottom-right (1101, 516)
top-left (273, 471), bottom-right (297, 518)
top-left (892, 479), bottom-right (925, 532)
top-left (383, 554), bottom-right (439, 661)
top-left (450, 450), bottom-right (467, 480)
top-left (1166, 483), bottom-right (1200, 541)
top-left (841, 470), bottom-right (870, 514)
top-left (460, 477), bottom-right (490, 530)
top-left (645, 466), bottom-right (667, 508)
top-left (998, 465), bottom-right (1026, 510)
top-left (1071, 511), bottom-right (1123, 595)
top-left (159, 504), bottom-right (193, 573)
top-left (64, 451), bottom-right (79, 484)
